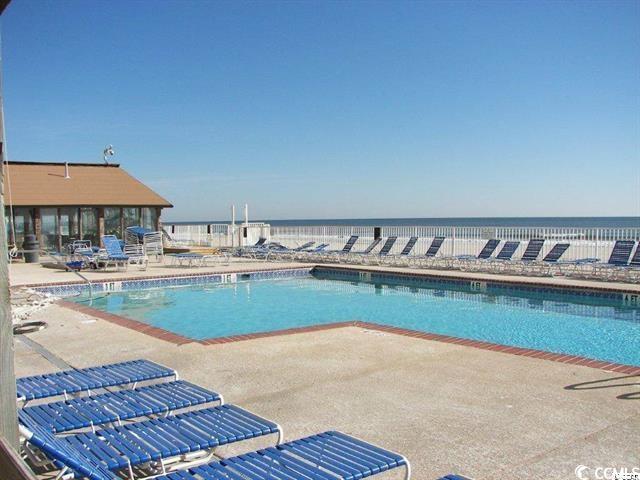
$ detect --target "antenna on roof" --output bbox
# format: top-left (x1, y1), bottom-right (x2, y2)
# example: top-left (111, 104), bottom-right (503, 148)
top-left (103, 145), bottom-right (115, 164)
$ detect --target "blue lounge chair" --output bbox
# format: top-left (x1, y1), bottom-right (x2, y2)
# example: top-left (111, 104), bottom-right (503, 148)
top-left (17, 359), bottom-right (176, 402)
top-left (542, 242), bottom-right (570, 263)
top-left (344, 237), bottom-right (382, 263)
top-left (400, 236), bottom-right (419, 256)
top-left (155, 431), bottom-right (411, 480)
top-left (20, 404), bottom-right (283, 479)
top-left (408, 236), bottom-right (446, 268)
top-left (19, 426), bottom-right (409, 480)
top-left (20, 380), bottom-right (222, 434)
top-left (425, 236), bottom-right (446, 257)
top-left (267, 241), bottom-right (317, 261)
top-left (379, 236), bottom-right (398, 255)
top-left (235, 237), bottom-right (267, 257)
top-left (338, 235), bottom-right (360, 253)
top-left (294, 242), bottom-right (330, 261)
top-left (563, 240), bottom-right (635, 279)
top-left (99, 235), bottom-right (130, 270)
top-left (19, 418), bottom-right (116, 480)
top-left (607, 241), bottom-right (640, 282)
top-left (520, 238), bottom-right (545, 262)
top-left (320, 235), bottom-right (360, 262)
top-left (293, 241), bottom-right (315, 251)
top-left (517, 242), bottom-right (570, 276)
top-left (467, 238), bottom-right (501, 260)
top-left (444, 238), bottom-right (500, 269)
top-left (384, 236), bottom-right (419, 266)
top-left (465, 240), bottom-right (520, 272)
top-left (495, 241), bottom-right (520, 260)
top-left (362, 236), bottom-right (398, 264)
top-left (623, 244), bottom-right (640, 282)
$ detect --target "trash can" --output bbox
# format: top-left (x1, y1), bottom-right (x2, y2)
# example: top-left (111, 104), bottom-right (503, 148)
top-left (23, 234), bottom-right (40, 263)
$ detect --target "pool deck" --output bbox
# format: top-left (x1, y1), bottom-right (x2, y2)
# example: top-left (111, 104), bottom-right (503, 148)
top-left (10, 260), bottom-right (640, 479)
top-left (9, 258), bottom-right (640, 293)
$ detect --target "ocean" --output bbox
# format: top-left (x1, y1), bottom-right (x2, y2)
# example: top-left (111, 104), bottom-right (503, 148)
top-left (167, 217), bottom-right (640, 228)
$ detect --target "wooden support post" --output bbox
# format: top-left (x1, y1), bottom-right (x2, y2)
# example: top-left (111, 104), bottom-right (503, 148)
top-left (0, 47), bottom-right (19, 449)
top-left (119, 207), bottom-right (124, 241)
top-left (155, 207), bottom-right (161, 232)
top-left (34, 208), bottom-right (41, 248)
top-left (56, 207), bottom-right (62, 252)
top-left (97, 207), bottom-right (105, 241)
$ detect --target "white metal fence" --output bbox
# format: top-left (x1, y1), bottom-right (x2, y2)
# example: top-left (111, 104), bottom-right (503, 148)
top-left (165, 223), bottom-right (270, 248)
top-left (165, 223), bottom-right (640, 261)
top-left (270, 225), bottom-right (640, 261)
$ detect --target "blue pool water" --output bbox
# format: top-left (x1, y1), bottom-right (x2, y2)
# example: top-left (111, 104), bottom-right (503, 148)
top-left (75, 274), bottom-right (640, 366)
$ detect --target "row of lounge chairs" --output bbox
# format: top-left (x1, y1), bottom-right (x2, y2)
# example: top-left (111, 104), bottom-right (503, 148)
top-left (242, 236), bottom-right (640, 282)
top-left (17, 359), bottom-right (463, 480)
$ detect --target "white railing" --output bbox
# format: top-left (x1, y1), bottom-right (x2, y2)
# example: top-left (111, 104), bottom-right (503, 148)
top-left (164, 223), bottom-right (270, 248)
top-left (164, 223), bottom-right (640, 261)
top-left (269, 225), bottom-right (640, 261)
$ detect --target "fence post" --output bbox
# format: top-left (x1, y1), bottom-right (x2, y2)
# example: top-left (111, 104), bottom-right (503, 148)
top-left (451, 227), bottom-right (456, 256)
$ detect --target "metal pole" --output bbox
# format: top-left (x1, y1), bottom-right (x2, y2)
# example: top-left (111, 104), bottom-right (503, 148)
top-left (0, 18), bottom-right (19, 449)
top-left (230, 205), bottom-right (235, 248)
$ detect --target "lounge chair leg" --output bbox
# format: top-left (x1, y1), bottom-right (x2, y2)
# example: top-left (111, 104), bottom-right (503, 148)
top-left (54, 466), bottom-right (71, 480)
top-left (402, 456), bottom-right (412, 480)
top-left (127, 460), bottom-right (135, 480)
top-left (275, 423), bottom-right (284, 445)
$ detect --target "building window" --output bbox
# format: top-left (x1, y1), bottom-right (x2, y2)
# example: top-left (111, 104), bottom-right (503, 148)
top-left (141, 208), bottom-right (158, 230)
top-left (123, 207), bottom-right (141, 229)
top-left (6, 207), bottom-right (35, 247)
top-left (104, 207), bottom-right (122, 237)
top-left (59, 207), bottom-right (80, 249)
top-left (80, 208), bottom-right (99, 246)
top-left (40, 208), bottom-right (59, 251)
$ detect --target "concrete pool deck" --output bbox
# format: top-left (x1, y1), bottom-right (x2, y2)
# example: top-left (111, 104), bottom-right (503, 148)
top-left (14, 303), bottom-right (640, 480)
top-left (9, 260), bottom-right (640, 479)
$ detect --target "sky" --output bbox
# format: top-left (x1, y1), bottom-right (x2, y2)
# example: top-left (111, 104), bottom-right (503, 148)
top-left (2, 0), bottom-right (639, 222)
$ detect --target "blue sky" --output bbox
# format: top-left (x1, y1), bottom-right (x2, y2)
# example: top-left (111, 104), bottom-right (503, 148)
top-left (2, 1), bottom-right (639, 221)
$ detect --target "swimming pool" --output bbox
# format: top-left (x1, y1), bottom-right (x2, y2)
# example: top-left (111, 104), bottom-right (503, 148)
top-left (72, 270), bottom-right (640, 366)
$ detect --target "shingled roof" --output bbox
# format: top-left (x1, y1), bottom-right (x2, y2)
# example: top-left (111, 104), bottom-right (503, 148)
top-left (3, 162), bottom-right (172, 207)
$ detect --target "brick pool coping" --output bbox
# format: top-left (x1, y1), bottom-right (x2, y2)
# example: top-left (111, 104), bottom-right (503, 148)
top-left (58, 300), bottom-right (640, 376)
